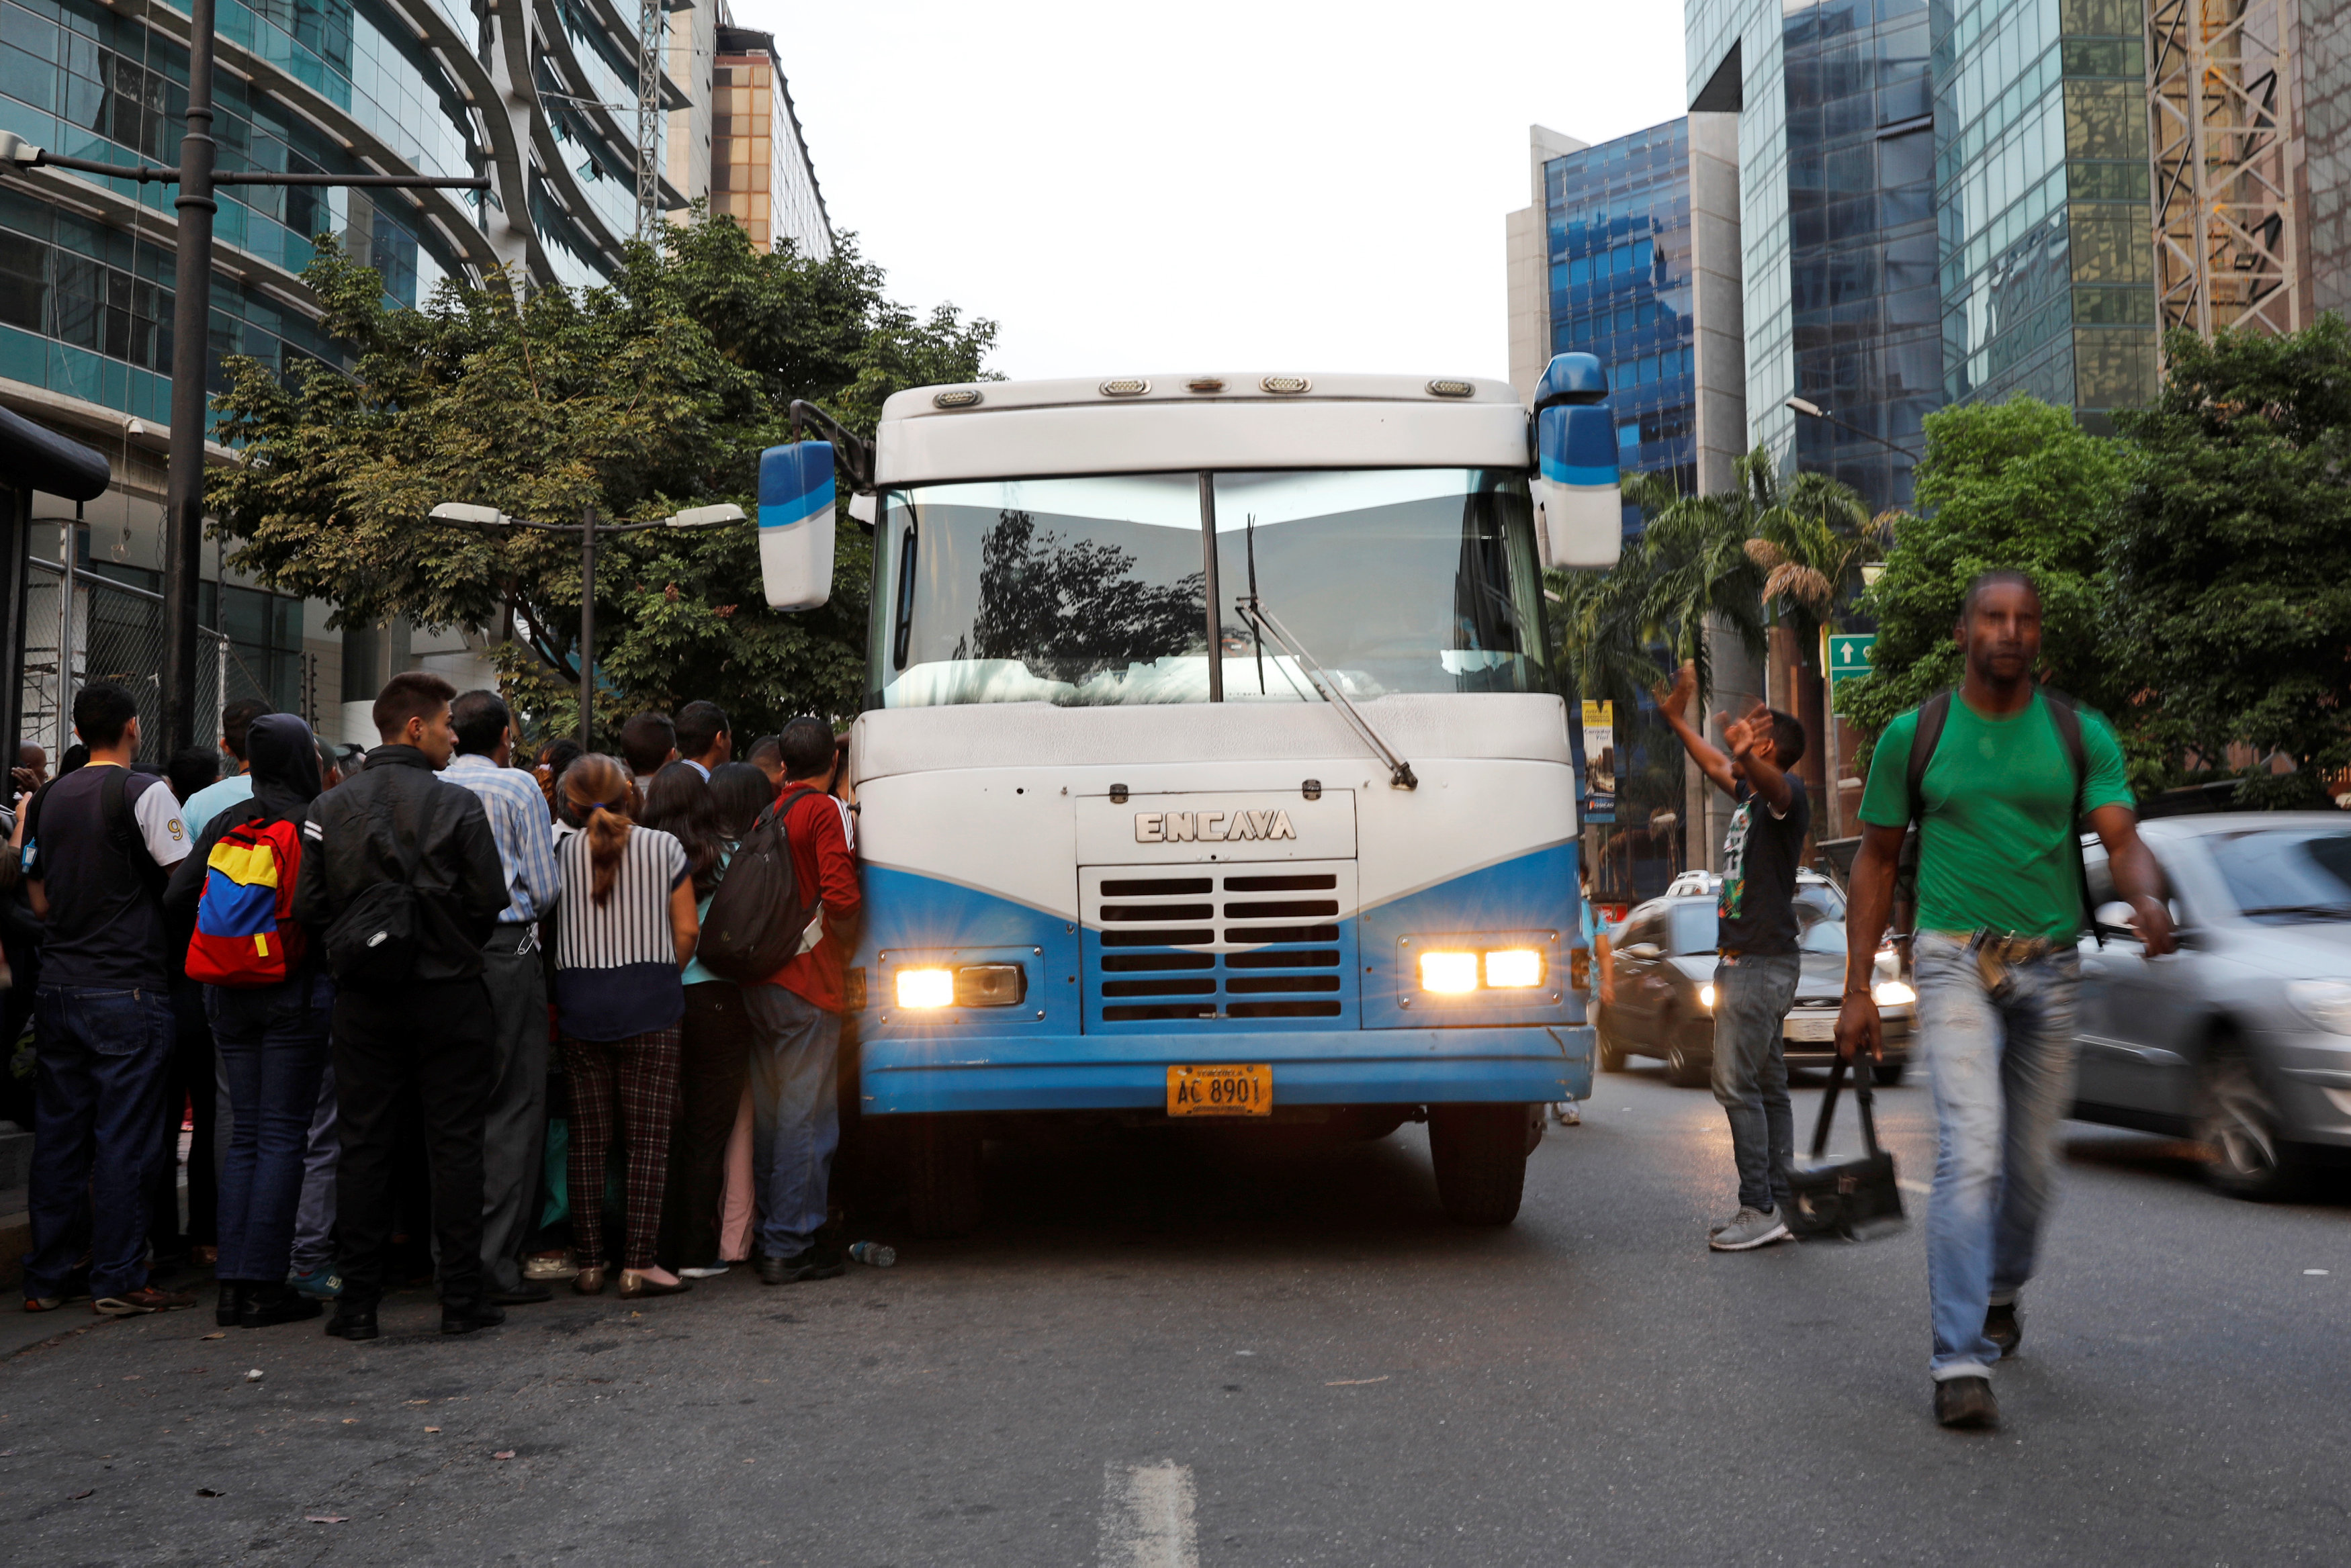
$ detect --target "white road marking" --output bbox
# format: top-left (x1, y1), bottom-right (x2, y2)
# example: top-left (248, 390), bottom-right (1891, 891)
top-left (1098, 1460), bottom-right (1198, 1568)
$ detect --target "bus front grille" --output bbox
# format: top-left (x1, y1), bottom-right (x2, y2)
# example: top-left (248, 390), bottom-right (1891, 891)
top-left (1081, 861), bottom-right (1358, 1031)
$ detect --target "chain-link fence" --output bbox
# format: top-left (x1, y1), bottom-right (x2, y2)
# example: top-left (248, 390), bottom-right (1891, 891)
top-left (21, 557), bottom-right (273, 766)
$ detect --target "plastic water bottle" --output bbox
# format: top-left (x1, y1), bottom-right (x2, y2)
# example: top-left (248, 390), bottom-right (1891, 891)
top-left (846, 1241), bottom-right (896, 1268)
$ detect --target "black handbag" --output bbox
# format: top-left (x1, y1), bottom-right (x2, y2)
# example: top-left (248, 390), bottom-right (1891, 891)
top-left (322, 797), bottom-right (425, 990)
top-left (1780, 1056), bottom-right (1906, 1242)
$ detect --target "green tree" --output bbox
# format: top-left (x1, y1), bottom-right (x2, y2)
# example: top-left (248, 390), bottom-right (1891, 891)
top-left (1834, 394), bottom-right (2131, 775)
top-left (206, 212), bottom-right (996, 739)
top-left (2108, 318), bottom-right (2351, 806)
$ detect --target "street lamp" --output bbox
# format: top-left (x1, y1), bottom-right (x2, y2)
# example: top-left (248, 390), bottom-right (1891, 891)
top-left (1783, 396), bottom-right (1917, 463)
top-left (424, 500), bottom-right (746, 746)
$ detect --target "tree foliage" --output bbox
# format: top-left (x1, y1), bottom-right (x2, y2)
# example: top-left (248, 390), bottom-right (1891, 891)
top-left (2108, 319), bottom-right (2351, 806)
top-left (1834, 395), bottom-right (2132, 776)
top-left (207, 211), bottom-right (995, 738)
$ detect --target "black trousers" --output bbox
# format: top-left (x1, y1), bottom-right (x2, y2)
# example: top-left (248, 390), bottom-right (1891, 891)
top-left (331, 978), bottom-right (494, 1307)
top-left (151, 975), bottom-right (219, 1255)
top-left (657, 982), bottom-right (754, 1271)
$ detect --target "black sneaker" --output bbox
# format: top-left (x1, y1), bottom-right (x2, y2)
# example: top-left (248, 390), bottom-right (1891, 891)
top-left (1984, 1301), bottom-right (2021, 1358)
top-left (756, 1248), bottom-right (845, 1285)
top-left (216, 1282), bottom-right (251, 1328)
top-left (441, 1299), bottom-right (507, 1336)
top-left (240, 1284), bottom-right (322, 1328)
top-left (488, 1282), bottom-right (553, 1307)
top-left (324, 1306), bottom-right (380, 1341)
top-left (1934, 1375), bottom-right (1999, 1430)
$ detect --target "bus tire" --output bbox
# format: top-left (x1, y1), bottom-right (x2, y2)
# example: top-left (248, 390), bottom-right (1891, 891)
top-left (905, 1115), bottom-right (984, 1238)
top-left (1427, 1103), bottom-right (1529, 1226)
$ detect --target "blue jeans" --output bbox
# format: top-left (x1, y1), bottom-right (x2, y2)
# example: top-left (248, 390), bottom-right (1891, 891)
top-left (1711, 952), bottom-right (1801, 1214)
top-left (289, 1064), bottom-right (339, 1277)
top-left (27, 985), bottom-right (176, 1301)
top-left (744, 985), bottom-right (840, 1258)
top-left (208, 974), bottom-right (334, 1284)
top-left (1914, 929), bottom-right (2080, 1379)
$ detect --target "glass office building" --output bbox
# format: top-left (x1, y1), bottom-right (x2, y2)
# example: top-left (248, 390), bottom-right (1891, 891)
top-left (1543, 120), bottom-right (1698, 531)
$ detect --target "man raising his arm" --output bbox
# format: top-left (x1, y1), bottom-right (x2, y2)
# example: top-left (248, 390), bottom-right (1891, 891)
top-left (1837, 570), bottom-right (2169, 1431)
top-left (1655, 662), bottom-right (1811, 1253)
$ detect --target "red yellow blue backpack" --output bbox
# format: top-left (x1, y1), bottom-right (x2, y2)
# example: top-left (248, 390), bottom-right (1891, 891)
top-left (188, 816), bottom-right (306, 986)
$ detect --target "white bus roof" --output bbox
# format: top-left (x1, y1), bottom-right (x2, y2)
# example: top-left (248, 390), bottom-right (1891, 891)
top-left (873, 373), bottom-right (1529, 486)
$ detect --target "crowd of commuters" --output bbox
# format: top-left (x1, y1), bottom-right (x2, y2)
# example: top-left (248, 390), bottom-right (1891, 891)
top-left (10, 674), bottom-right (860, 1342)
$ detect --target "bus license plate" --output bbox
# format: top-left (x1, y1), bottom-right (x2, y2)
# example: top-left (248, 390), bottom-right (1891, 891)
top-left (1167, 1064), bottom-right (1273, 1117)
top-left (1785, 1015), bottom-right (1836, 1043)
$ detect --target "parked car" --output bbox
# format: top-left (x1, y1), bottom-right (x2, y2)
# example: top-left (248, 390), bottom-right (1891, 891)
top-left (1595, 890), bottom-right (1914, 1087)
top-left (2071, 812), bottom-right (2351, 1199)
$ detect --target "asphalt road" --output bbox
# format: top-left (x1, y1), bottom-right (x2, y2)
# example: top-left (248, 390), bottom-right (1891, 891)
top-left (2, 1067), bottom-right (2344, 1567)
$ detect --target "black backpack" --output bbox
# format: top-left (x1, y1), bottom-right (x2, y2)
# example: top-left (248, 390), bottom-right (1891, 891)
top-left (320, 794), bottom-right (428, 989)
top-left (1901, 686), bottom-right (2101, 946)
top-left (696, 786), bottom-right (826, 984)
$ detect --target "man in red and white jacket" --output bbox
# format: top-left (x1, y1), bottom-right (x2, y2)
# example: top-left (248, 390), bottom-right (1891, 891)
top-left (748, 717), bottom-right (862, 1283)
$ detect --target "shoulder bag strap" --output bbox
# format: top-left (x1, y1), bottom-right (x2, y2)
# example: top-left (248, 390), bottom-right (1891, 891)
top-left (1809, 1054), bottom-right (1847, 1158)
top-left (2037, 687), bottom-right (2101, 948)
top-left (1904, 690), bottom-right (1953, 827)
top-left (102, 767), bottom-right (168, 896)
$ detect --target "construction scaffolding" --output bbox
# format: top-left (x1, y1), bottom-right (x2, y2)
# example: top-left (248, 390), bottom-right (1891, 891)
top-left (637, 0), bottom-right (665, 240)
top-left (2147, 0), bottom-right (2307, 340)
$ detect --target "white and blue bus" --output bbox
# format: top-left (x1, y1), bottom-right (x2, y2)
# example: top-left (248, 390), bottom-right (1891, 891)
top-left (759, 357), bottom-right (1622, 1232)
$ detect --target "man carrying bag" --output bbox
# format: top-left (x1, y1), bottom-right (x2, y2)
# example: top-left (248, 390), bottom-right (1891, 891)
top-left (292, 673), bottom-right (510, 1340)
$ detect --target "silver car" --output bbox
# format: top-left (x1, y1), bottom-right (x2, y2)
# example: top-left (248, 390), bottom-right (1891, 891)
top-left (2074, 813), bottom-right (2351, 1198)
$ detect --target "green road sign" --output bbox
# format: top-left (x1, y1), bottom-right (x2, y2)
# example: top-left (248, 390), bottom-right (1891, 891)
top-left (1828, 633), bottom-right (1877, 683)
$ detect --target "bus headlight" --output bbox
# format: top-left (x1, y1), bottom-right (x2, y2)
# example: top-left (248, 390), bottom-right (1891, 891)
top-left (1419, 952), bottom-right (1480, 994)
top-left (1698, 982), bottom-right (1716, 1010)
top-left (1873, 980), bottom-right (1916, 1007)
top-left (895, 968), bottom-right (955, 1009)
top-left (1484, 949), bottom-right (1544, 988)
top-left (955, 964), bottom-right (1028, 1007)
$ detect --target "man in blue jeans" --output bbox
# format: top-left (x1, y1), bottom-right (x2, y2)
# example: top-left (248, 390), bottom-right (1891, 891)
top-left (1655, 661), bottom-right (1810, 1252)
top-left (20, 683), bottom-right (196, 1316)
top-left (1838, 570), bottom-right (2170, 1430)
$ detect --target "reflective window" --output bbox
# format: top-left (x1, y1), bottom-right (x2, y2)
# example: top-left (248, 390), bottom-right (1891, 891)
top-left (2207, 831), bottom-right (2351, 922)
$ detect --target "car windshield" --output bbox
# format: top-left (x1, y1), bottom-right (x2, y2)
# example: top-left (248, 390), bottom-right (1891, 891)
top-left (870, 469), bottom-right (1550, 706)
top-left (1669, 903), bottom-right (1718, 955)
top-left (1799, 919), bottom-right (1847, 955)
top-left (2206, 829), bottom-right (2351, 921)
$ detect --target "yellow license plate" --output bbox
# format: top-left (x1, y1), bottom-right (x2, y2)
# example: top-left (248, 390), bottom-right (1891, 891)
top-left (1166, 1063), bottom-right (1273, 1117)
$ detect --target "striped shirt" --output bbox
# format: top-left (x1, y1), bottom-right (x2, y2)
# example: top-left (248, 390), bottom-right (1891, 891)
top-left (551, 821), bottom-right (689, 1040)
top-left (445, 753), bottom-right (561, 925)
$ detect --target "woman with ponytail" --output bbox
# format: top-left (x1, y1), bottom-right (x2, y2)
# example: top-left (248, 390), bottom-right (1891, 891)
top-left (551, 753), bottom-right (698, 1299)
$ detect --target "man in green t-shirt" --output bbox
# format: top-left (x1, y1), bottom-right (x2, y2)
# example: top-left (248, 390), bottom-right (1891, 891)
top-left (1837, 570), bottom-right (2172, 1432)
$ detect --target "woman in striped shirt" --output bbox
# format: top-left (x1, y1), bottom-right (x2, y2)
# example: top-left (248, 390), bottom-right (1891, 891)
top-left (553, 753), bottom-right (699, 1299)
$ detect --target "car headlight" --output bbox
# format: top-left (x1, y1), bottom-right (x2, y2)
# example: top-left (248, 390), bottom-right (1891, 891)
top-left (2286, 979), bottom-right (2351, 1035)
top-left (895, 968), bottom-right (955, 1009)
top-left (1484, 949), bottom-right (1544, 988)
top-left (1873, 980), bottom-right (1916, 1007)
top-left (1419, 951), bottom-right (1481, 994)
top-left (1697, 982), bottom-right (1716, 1010)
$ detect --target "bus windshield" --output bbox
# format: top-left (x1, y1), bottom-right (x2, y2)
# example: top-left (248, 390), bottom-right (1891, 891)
top-left (870, 468), bottom-right (1550, 707)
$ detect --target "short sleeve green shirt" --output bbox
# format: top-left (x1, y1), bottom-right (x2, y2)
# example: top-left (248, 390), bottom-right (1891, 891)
top-left (1857, 691), bottom-right (2133, 940)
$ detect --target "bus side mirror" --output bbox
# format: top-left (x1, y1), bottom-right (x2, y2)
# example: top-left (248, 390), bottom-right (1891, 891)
top-left (1529, 353), bottom-right (1623, 569)
top-left (758, 441), bottom-right (838, 610)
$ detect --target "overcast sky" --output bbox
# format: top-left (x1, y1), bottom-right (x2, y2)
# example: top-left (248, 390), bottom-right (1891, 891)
top-left (732, 1), bottom-right (1689, 383)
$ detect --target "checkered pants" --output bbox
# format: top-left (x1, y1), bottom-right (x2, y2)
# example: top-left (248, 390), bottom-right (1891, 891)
top-left (562, 1026), bottom-right (682, 1272)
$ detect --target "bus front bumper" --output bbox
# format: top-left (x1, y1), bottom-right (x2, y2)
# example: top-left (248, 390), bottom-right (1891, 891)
top-left (856, 1025), bottom-right (1593, 1116)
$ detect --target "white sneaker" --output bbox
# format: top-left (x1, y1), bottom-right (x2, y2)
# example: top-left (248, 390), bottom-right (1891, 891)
top-left (678, 1265), bottom-right (730, 1279)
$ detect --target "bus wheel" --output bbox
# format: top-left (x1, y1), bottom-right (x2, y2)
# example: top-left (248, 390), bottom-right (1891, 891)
top-left (1428, 1103), bottom-right (1529, 1226)
top-left (905, 1115), bottom-right (984, 1238)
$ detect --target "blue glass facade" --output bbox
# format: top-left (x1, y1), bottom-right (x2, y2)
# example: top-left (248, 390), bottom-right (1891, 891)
top-left (1543, 119), bottom-right (1697, 531)
top-left (1785, 0), bottom-right (1939, 509)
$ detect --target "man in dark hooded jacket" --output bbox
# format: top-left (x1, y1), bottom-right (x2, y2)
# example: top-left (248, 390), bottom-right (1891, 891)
top-left (165, 714), bottom-right (334, 1330)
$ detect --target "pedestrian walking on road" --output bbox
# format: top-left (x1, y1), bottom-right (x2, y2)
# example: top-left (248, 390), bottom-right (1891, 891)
top-left (748, 718), bottom-right (861, 1285)
top-left (294, 672), bottom-right (511, 1342)
top-left (1654, 661), bottom-right (1812, 1252)
top-left (445, 691), bottom-right (563, 1307)
top-left (551, 753), bottom-right (699, 1300)
top-left (164, 714), bottom-right (332, 1330)
top-left (19, 683), bottom-right (195, 1316)
top-left (1838, 570), bottom-right (2171, 1431)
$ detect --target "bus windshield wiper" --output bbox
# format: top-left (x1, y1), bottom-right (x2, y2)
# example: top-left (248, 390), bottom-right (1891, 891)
top-left (2236, 902), bottom-right (2351, 921)
top-left (1233, 593), bottom-right (1418, 790)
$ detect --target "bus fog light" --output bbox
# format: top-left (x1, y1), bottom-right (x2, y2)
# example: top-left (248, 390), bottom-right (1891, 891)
top-left (895, 968), bottom-right (955, 1009)
top-left (1484, 949), bottom-right (1544, 988)
top-left (1418, 952), bottom-right (1480, 994)
top-left (954, 964), bottom-right (1028, 1007)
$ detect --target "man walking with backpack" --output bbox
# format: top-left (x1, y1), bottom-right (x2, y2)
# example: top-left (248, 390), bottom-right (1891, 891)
top-left (294, 673), bottom-right (509, 1340)
top-left (742, 717), bottom-right (859, 1284)
top-left (1654, 661), bottom-right (1812, 1252)
top-left (1838, 570), bottom-right (2171, 1430)
top-left (19, 684), bottom-right (195, 1316)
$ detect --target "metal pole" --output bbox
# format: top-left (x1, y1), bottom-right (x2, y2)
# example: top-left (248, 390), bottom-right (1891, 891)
top-left (578, 506), bottom-right (595, 745)
top-left (56, 502), bottom-right (76, 757)
top-left (160, 0), bottom-right (219, 757)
